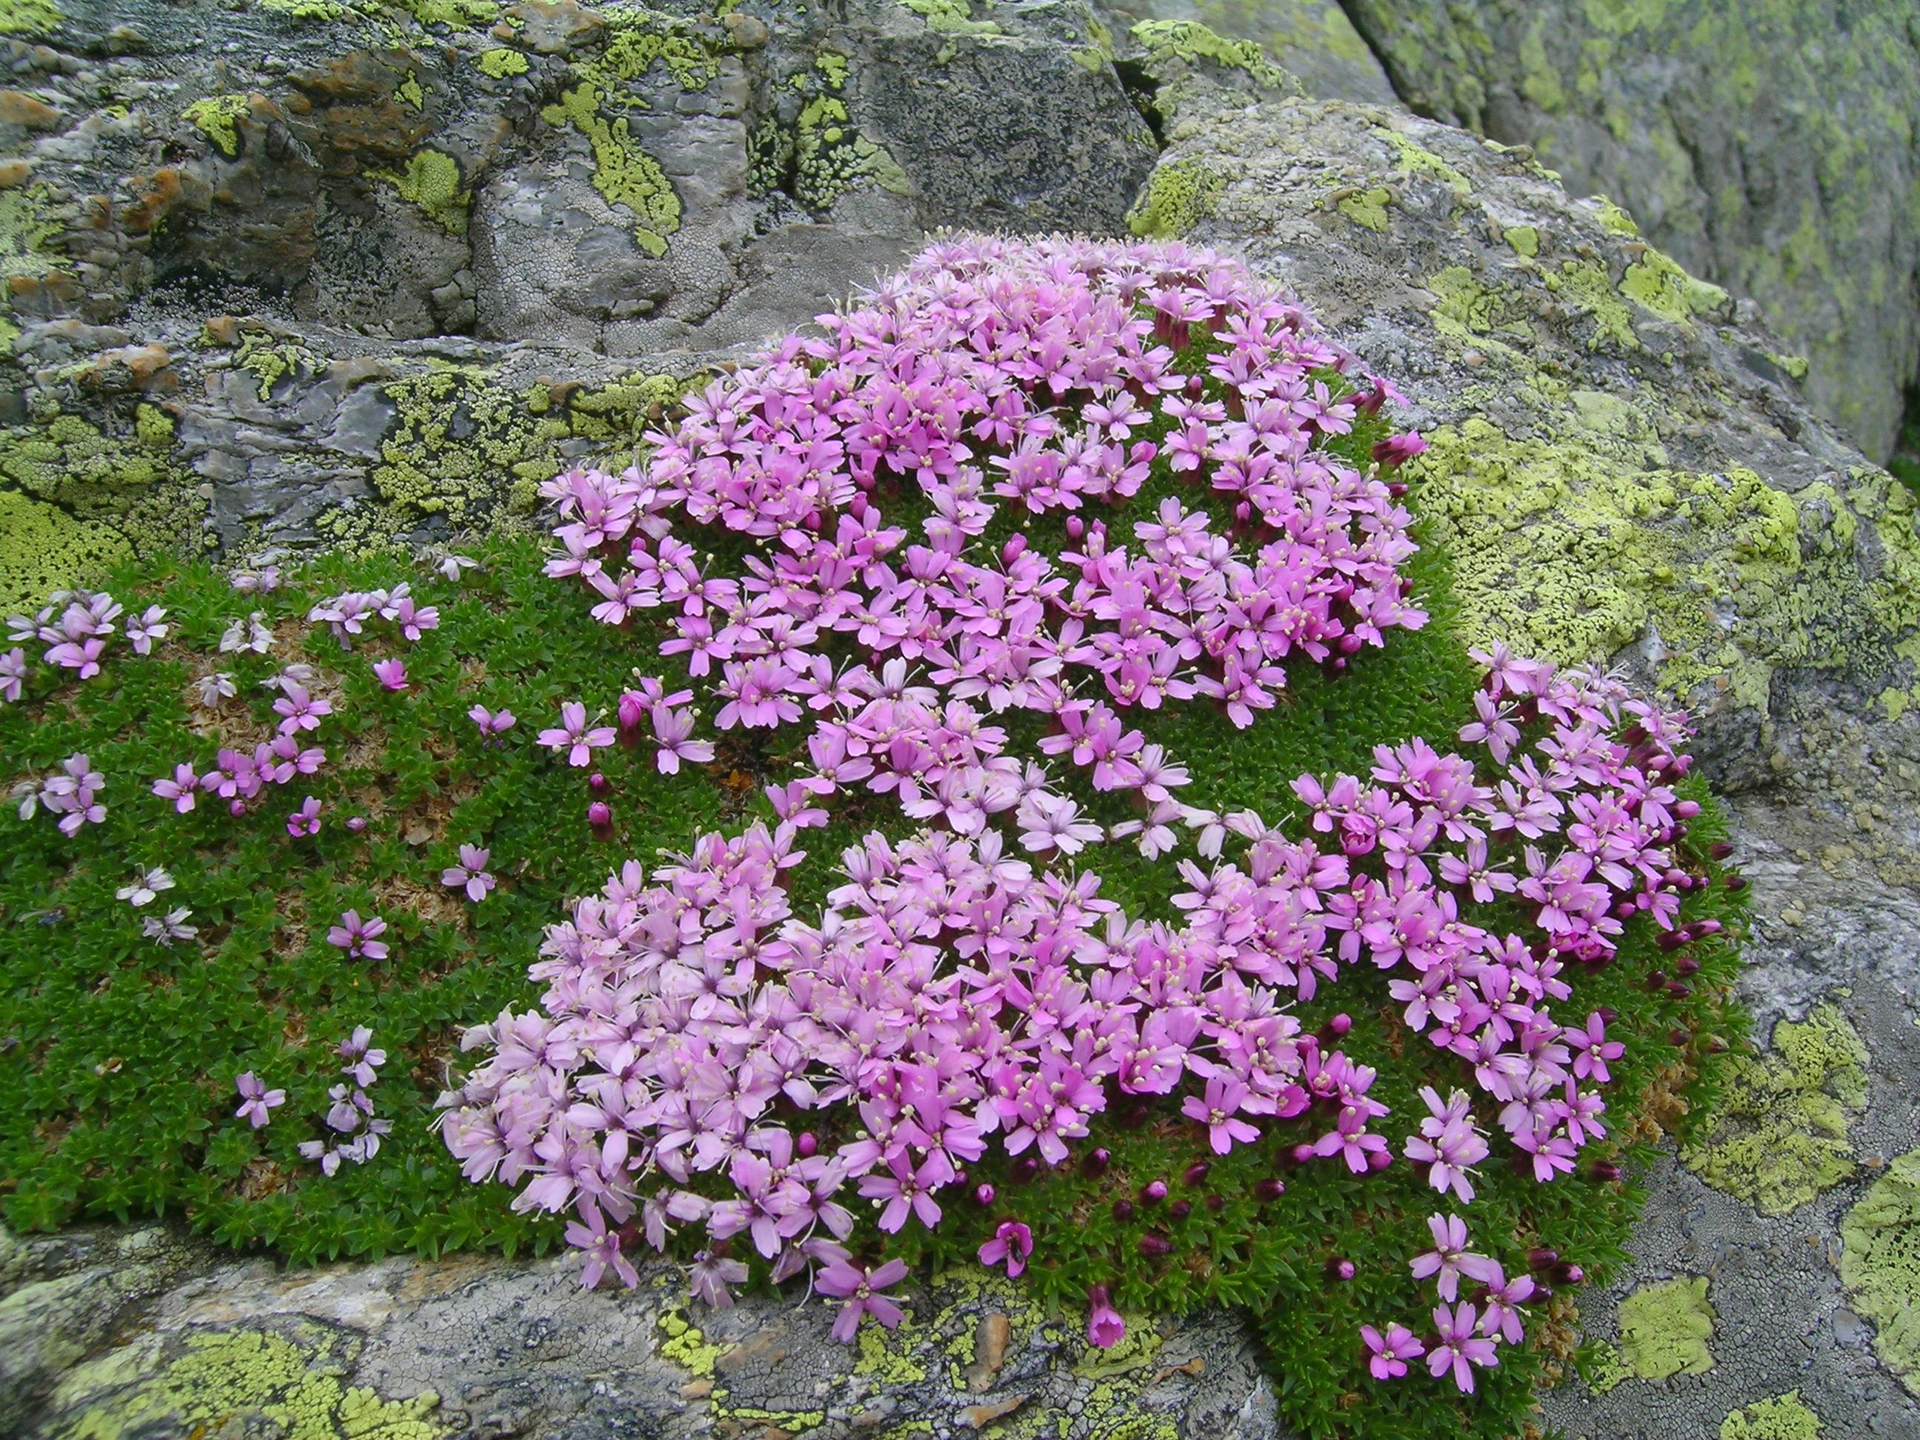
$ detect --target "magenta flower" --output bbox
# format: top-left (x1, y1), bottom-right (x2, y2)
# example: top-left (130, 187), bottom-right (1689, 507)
top-left (372, 658), bottom-right (409, 691)
top-left (442, 845), bottom-right (496, 902)
top-left (327, 910), bottom-right (389, 960)
top-left (539, 700), bottom-right (617, 766)
top-left (651, 704), bottom-right (714, 774)
top-left (273, 684), bottom-right (331, 734)
top-left (816, 1257), bottom-right (909, 1342)
top-left (1086, 1284), bottom-right (1125, 1349)
top-left (0, 647), bottom-right (25, 703)
top-left (1409, 1214), bottom-right (1500, 1301)
top-left (125, 605), bottom-right (168, 655)
top-left (978, 1221), bottom-right (1033, 1279)
top-left (1425, 1302), bottom-right (1498, 1392)
top-left (288, 796), bottom-right (322, 837)
top-left (234, 1072), bottom-right (285, 1129)
top-left (1360, 1322), bottom-right (1423, 1380)
top-left (689, 1249), bottom-right (750, 1309)
top-left (1181, 1076), bottom-right (1261, 1155)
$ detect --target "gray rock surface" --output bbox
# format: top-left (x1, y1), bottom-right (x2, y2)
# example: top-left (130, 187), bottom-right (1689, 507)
top-left (4, 5), bottom-right (1920, 1439)
top-left (1338, 0), bottom-right (1920, 466)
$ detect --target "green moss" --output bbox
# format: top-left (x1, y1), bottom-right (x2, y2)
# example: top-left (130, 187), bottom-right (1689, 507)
top-left (1337, 186), bottom-right (1393, 233)
top-left (539, 12), bottom-right (721, 256)
top-left (1127, 160), bottom-right (1225, 239)
top-left (0, 0), bottom-right (59, 33)
top-left (1131, 18), bottom-right (1288, 88)
top-left (1682, 1003), bottom-right (1868, 1216)
top-left (372, 150), bottom-right (470, 235)
top-left (184, 95), bottom-right (253, 160)
top-left (1617, 1276), bottom-right (1715, 1382)
top-left (1621, 248), bottom-right (1729, 326)
top-left (1840, 1147), bottom-right (1920, 1395)
top-left (1721, 1391), bottom-right (1824, 1440)
top-left (51, 1325), bottom-right (442, 1440)
top-left (476, 47), bottom-right (529, 78)
top-left (0, 487), bottom-right (132, 612)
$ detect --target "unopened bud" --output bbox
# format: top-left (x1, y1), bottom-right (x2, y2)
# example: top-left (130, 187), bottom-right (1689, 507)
top-left (973, 1183), bottom-right (997, 1207)
top-left (1170, 1199), bottom-right (1192, 1220)
top-left (1012, 1156), bottom-right (1041, 1184)
top-left (797, 1132), bottom-right (818, 1158)
top-left (588, 771), bottom-right (611, 798)
top-left (1589, 1162), bottom-right (1623, 1183)
top-left (1139, 1233), bottom-right (1173, 1257)
top-left (1327, 1258), bottom-right (1356, 1281)
top-left (1553, 1263), bottom-right (1586, 1286)
top-left (1140, 1179), bottom-right (1168, 1205)
top-left (1082, 1147), bottom-right (1111, 1178)
top-left (1527, 1248), bottom-right (1559, 1271)
top-left (1255, 1178), bottom-right (1287, 1202)
top-left (1204, 1193), bottom-right (1225, 1213)
top-left (1112, 1199), bottom-right (1135, 1222)
top-left (1183, 1162), bottom-right (1211, 1187)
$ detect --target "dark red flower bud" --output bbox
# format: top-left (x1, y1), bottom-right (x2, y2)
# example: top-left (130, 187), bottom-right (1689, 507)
top-left (1140, 1179), bottom-right (1168, 1205)
top-left (588, 801), bottom-right (614, 839)
top-left (1674, 800), bottom-right (1701, 819)
top-left (588, 771), bottom-right (611, 798)
top-left (1139, 1233), bottom-right (1173, 1257)
top-left (1386, 481), bottom-right (1409, 498)
top-left (1674, 956), bottom-right (1700, 976)
top-left (1527, 1248), bottom-right (1559, 1271)
top-left (1589, 1162), bottom-right (1623, 1182)
top-left (1328, 1258), bottom-right (1356, 1281)
top-left (1645, 970), bottom-right (1669, 990)
top-left (1372, 433), bottom-right (1428, 469)
top-left (1255, 1178), bottom-right (1287, 1202)
top-left (1708, 841), bottom-right (1734, 860)
top-left (1170, 1199), bottom-right (1192, 1220)
top-left (1725, 874), bottom-right (1747, 892)
top-left (1112, 1200), bottom-right (1135, 1222)
top-left (1204, 1193), bottom-right (1225, 1213)
top-left (1669, 1027), bottom-right (1692, 1047)
top-left (1183, 1162), bottom-right (1211, 1187)
top-left (1657, 929), bottom-right (1691, 952)
top-left (1012, 1156), bottom-right (1041, 1184)
top-left (1665, 980), bottom-right (1693, 999)
top-left (1289, 1143), bottom-right (1316, 1165)
top-left (1703, 1034), bottom-right (1730, 1054)
top-left (1693, 918), bottom-right (1724, 937)
top-left (1553, 1263), bottom-right (1586, 1286)
top-left (797, 1132), bottom-right (818, 1159)
top-left (1082, 1148), bottom-right (1111, 1178)
top-left (974, 1183), bottom-right (996, 1206)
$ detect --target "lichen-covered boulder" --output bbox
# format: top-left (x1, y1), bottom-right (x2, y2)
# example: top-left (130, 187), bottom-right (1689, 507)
top-left (1337, 0), bottom-right (1920, 468)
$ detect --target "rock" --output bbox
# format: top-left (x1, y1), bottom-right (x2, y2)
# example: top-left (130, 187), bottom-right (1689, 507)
top-left (1339, 0), bottom-right (1920, 467)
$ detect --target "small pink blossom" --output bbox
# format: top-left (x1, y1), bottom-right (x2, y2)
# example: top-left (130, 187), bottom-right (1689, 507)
top-left (442, 845), bottom-right (496, 902)
top-left (372, 658), bottom-right (409, 691)
top-left (327, 910), bottom-right (389, 960)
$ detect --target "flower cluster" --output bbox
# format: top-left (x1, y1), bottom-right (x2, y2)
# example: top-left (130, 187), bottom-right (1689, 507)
top-left (440, 236), bottom-right (1717, 1372)
top-left (6, 590), bottom-right (164, 684)
top-left (307, 583), bottom-right (440, 648)
top-left (11, 752), bottom-right (107, 835)
top-left (299, 1027), bottom-right (391, 1174)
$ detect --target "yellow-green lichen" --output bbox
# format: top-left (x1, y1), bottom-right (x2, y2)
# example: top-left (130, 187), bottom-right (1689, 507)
top-left (230, 328), bottom-right (320, 403)
top-left (184, 94), bottom-right (253, 159)
top-left (0, 487), bottom-right (131, 613)
top-left (1768, 352), bottom-right (1811, 380)
top-left (1722, 1390), bottom-right (1824, 1440)
top-left (0, 0), bottom-right (59, 34)
top-left (898, 0), bottom-right (1001, 37)
top-left (1617, 1275), bottom-right (1715, 1382)
top-left (853, 1322), bottom-right (928, 1383)
top-left (396, 71), bottom-right (425, 109)
top-left (391, 0), bottom-right (499, 27)
top-left (1543, 258), bottom-right (1639, 350)
top-left (751, 52), bottom-right (910, 213)
top-left (477, 47), bottom-right (530, 78)
top-left (1621, 247), bottom-right (1729, 326)
top-left (1128, 160), bottom-right (1225, 240)
top-left (0, 182), bottom-right (62, 343)
top-left (540, 11), bottom-right (721, 257)
top-left (1840, 1146), bottom-right (1920, 1395)
top-left (256, 0), bottom-right (348, 19)
top-left (1504, 223), bottom-right (1539, 257)
top-left (656, 1310), bottom-right (722, 1377)
top-left (1584, 1339), bottom-right (1634, 1395)
top-left (1337, 186), bottom-right (1392, 232)
top-left (1681, 1003), bottom-right (1868, 1215)
top-left (372, 149), bottom-right (469, 235)
top-left (1594, 194), bottom-right (1640, 235)
top-left (50, 1325), bottom-right (441, 1440)
top-left (1131, 18), bottom-right (1287, 88)
top-left (1374, 125), bottom-right (1470, 196)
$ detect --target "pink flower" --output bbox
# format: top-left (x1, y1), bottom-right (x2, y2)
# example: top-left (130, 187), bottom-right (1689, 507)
top-left (1426, 1302), bottom-right (1498, 1392)
top-left (1360, 1322), bottom-right (1423, 1380)
top-left (978, 1221), bottom-right (1033, 1279)
top-left (1409, 1214), bottom-right (1500, 1301)
top-left (273, 684), bottom-right (331, 734)
top-left (152, 763), bottom-right (199, 813)
top-left (0, 647), bottom-right (25, 703)
top-left (566, 1204), bottom-right (640, 1290)
top-left (1181, 1076), bottom-right (1261, 1155)
top-left (1086, 1284), bottom-right (1125, 1348)
top-left (539, 701), bottom-right (617, 766)
top-left (234, 1072), bottom-right (285, 1129)
top-left (327, 909), bottom-right (389, 960)
top-left (372, 658), bottom-right (409, 691)
top-left (442, 845), bottom-right (496, 902)
top-left (651, 704), bottom-right (714, 774)
top-left (287, 796), bottom-right (322, 837)
top-left (468, 704), bottom-right (516, 742)
top-left (815, 1257), bottom-right (909, 1342)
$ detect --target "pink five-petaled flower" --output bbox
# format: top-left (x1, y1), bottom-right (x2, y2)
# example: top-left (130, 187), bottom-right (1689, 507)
top-left (327, 909), bottom-right (389, 960)
top-left (1409, 1214), bottom-right (1501, 1301)
top-left (1360, 1323), bottom-right (1424, 1380)
top-left (273, 683), bottom-right (332, 734)
top-left (468, 704), bottom-right (516, 741)
top-left (0, 647), bottom-right (25, 703)
top-left (566, 1204), bottom-right (640, 1290)
top-left (539, 700), bottom-right (617, 767)
top-left (689, 1249), bottom-right (751, 1309)
top-left (1085, 1284), bottom-right (1125, 1349)
top-left (442, 844), bottom-right (496, 902)
top-left (650, 703), bottom-right (714, 774)
top-left (372, 658), bottom-right (409, 691)
top-left (152, 763), bottom-right (199, 813)
top-left (234, 1072), bottom-right (285, 1129)
top-left (977, 1221), bottom-right (1033, 1279)
top-left (288, 796), bottom-right (322, 837)
top-left (817, 1257), bottom-right (909, 1342)
top-left (1426, 1303), bottom-right (1498, 1393)
top-left (1181, 1075), bottom-right (1261, 1155)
